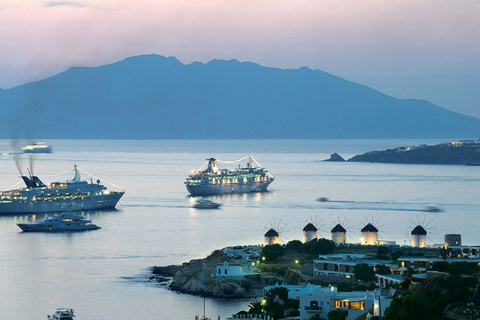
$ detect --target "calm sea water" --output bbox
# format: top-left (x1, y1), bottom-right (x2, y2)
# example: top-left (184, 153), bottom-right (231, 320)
top-left (0, 139), bottom-right (479, 319)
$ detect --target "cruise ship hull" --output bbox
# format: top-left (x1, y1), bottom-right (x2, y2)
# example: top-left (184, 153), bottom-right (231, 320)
top-left (186, 181), bottom-right (272, 196)
top-left (0, 192), bottom-right (124, 214)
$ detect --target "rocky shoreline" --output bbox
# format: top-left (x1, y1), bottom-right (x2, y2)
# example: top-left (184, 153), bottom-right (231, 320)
top-left (151, 250), bottom-right (258, 299)
top-left (326, 140), bottom-right (480, 165)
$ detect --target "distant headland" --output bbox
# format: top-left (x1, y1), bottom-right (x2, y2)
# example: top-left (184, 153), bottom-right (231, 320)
top-left (326, 140), bottom-right (480, 165)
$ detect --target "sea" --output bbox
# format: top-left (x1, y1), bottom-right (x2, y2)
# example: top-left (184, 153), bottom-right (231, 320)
top-left (0, 139), bottom-right (479, 320)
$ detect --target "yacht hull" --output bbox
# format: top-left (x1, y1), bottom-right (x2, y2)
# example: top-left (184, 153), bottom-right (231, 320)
top-left (17, 224), bottom-right (100, 232)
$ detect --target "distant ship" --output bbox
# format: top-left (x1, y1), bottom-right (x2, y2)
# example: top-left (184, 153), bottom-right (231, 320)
top-left (17, 207), bottom-right (101, 232)
top-left (22, 142), bottom-right (52, 154)
top-left (0, 165), bottom-right (124, 214)
top-left (185, 155), bottom-right (274, 196)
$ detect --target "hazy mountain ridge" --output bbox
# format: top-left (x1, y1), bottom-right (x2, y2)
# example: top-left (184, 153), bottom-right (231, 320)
top-left (0, 54), bottom-right (478, 139)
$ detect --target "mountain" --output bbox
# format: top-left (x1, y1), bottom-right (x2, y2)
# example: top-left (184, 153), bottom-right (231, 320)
top-left (0, 54), bottom-right (478, 139)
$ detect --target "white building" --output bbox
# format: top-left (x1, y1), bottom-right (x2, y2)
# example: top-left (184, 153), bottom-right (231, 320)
top-left (360, 223), bottom-right (378, 245)
top-left (411, 225), bottom-right (427, 248)
top-left (264, 284), bottom-right (393, 320)
top-left (303, 223), bottom-right (318, 243)
top-left (264, 228), bottom-right (280, 246)
top-left (331, 224), bottom-right (346, 245)
top-left (216, 261), bottom-right (245, 279)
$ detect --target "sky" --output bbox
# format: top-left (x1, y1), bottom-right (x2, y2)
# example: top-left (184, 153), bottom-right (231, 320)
top-left (1, 0), bottom-right (479, 118)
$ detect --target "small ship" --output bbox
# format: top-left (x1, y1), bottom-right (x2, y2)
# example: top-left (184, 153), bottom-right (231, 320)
top-left (185, 155), bottom-right (274, 196)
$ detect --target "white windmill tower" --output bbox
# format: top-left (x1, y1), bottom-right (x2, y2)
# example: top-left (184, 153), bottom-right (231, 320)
top-left (406, 215), bottom-right (437, 248)
top-left (331, 224), bottom-right (347, 245)
top-left (330, 217), bottom-right (353, 245)
top-left (264, 219), bottom-right (288, 246)
top-left (360, 218), bottom-right (381, 245)
top-left (302, 216), bottom-right (325, 243)
top-left (264, 228), bottom-right (280, 245)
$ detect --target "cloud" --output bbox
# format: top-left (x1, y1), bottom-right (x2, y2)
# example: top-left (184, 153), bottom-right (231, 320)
top-left (44, 1), bottom-right (88, 8)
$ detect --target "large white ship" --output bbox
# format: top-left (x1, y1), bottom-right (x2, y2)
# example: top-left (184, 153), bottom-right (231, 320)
top-left (185, 155), bottom-right (274, 196)
top-left (0, 165), bottom-right (124, 214)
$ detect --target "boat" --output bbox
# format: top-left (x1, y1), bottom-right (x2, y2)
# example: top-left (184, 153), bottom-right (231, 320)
top-left (423, 205), bottom-right (442, 212)
top-left (0, 165), bottom-right (124, 214)
top-left (317, 197), bottom-right (329, 202)
top-left (193, 199), bottom-right (221, 209)
top-left (185, 155), bottom-right (274, 196)
top-left (21, 142), bottom-right (52, 154)
top-left (17, 207), bottom-right (100, 232)
top-left (47, 308), bottom-right (75, 320)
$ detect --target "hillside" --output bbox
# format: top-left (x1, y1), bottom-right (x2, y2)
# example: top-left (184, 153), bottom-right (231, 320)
top-left (0, 54), bottom-right (479, 139)
top-left (348, 140), bottom-right (480, 165)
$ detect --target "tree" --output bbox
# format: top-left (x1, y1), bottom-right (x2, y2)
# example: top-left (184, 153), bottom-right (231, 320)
top-left (383, 292), bottom-right (436, 320)
top-left (286, 240), bottom-right (303, 252)
top-left (247, 300), bottom-right (263, 315)
top-left (264, 287), bottom-right (300, 320)
top-left (303, 238), bottom-right (335, 255)
top-left (328, 309), bottom-right (348, 320)
top-left (353, 263), bottom-right (375, 282)
top-left (262, 244), bottom-right (285, 262)
top-left (309, 315), bottom-right (327, 320)
top-left (375, 264), bottom-right (391, 275)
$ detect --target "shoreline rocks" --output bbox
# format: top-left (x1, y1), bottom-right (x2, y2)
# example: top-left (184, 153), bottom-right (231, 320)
top-left (328, 140), bottom-right (480, 165)
top-left (152, 250), bottom-right (252, 299)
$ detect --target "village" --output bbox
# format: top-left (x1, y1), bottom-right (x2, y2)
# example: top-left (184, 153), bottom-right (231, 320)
top-left (154, 221), bottom-right (480, 320)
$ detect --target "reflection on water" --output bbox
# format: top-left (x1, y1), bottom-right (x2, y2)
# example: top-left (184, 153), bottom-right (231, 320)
top-left (0, 139), bottom-right (479, 319)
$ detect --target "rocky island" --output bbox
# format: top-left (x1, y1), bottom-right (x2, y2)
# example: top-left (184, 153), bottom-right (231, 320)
top-left (332, 140), bottom-right (480, 165)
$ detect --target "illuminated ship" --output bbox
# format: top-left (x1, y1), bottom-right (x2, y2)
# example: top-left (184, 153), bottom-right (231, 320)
top-left (185, 155), bottom-right (274, 196)
top-left (0, 165), bottom-right (124, 214)
top-left (21, 141), bottom-right (53, 154)
top-left (17, 207), bottom-right (100, 232)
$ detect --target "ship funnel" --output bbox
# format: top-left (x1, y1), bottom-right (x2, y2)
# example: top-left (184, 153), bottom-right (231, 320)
top-left (21, 176), bottom-right (35, 188)
top-left (32, 176), bottom-right (46, 188)
top-left (206, 158), bottom-right (220, 173)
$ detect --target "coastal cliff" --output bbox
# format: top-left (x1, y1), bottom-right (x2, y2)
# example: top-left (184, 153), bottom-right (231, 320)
top-left (152, 250), bottom-right (251, 299)
top-left (347, 140), bottom-right (480, 165)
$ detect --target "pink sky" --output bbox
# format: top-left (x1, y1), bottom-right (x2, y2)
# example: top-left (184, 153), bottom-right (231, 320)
top-left (1, 0), bottom-right (479, 117)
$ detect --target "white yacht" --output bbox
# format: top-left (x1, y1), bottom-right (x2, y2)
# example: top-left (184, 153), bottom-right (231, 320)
top-left (193, 199), bottom-right (221, 209)
top-left (47, 308), bottom-right (75, 320)
top-left (17, 208), bottom-right (100, 232)
top-left (22, 141), bottom-right (52, 154)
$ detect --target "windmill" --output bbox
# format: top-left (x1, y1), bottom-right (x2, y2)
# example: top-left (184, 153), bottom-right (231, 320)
top-left (330, 217), bottom-right (354, 245)
top-left (264, 219), bottom-right (288, 245)
top-left (405, 215), bottom-right (437, 248)
top-left (360, 217), bottom-right (383, 245)
top-left (302, 215), bottom-right (326, 243)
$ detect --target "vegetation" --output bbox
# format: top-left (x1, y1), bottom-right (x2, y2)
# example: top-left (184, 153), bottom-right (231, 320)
top-left (353, 263), bottom-right (376, 282)
top-left (303, 238), bottom-right (336, 255)
top-left (431, 261), bottom-right (480, 275)
top-left (384, 274), bottom-right (478, 320)
top-left (327, 309), bottom-right (348, 320)
top-left (263, 287), bottom-right (300, 320)
top-left (262, 244), bottom-right (285, 262)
